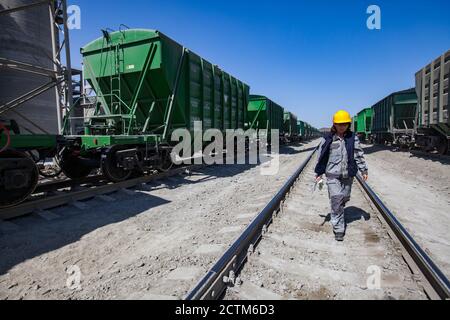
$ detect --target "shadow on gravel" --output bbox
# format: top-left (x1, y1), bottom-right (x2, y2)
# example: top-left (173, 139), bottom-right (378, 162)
top-left (361, 144), bottom-right (450, 166)
top-left (360, 144), bottom-right (389, 155)
top-left (409, 151), bottom-right (450, 166)
top-left (149, 144), bottom-right (316, 191)
top-left (0, 193), bottom-right (170, 276)
top-left (0, 143), bottom-right (317, 275)
top-left (319, 206), bottom-right (371, 226)
top-left (345, 206), bottom-right (371, 224)
top-left (148, 163), bottom-right (260, 191)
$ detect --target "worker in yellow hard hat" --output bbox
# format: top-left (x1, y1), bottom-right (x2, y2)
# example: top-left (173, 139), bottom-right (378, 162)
top-left (314, 110), bottom-right (369, 241)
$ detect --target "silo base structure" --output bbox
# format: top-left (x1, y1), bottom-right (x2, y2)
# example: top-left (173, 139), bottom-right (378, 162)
top-left (0, 0), bottom-right (73, 208)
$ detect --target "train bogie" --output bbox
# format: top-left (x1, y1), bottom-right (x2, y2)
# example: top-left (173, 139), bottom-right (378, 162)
top-left (0, 126), bottom-right (60, 208)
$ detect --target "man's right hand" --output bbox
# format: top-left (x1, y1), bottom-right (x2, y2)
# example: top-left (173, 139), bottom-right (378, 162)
top-left (315, 175), bottom-right (323, 183)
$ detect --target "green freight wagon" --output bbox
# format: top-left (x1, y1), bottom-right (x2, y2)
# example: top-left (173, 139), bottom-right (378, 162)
top-left (370, 88), bottom-right (417, 146)
top-left (306, 123), bottom-right (313, 140)
top-left (246, 95), bottom-right (283, 141)
top-left (61, 29), bottom-right (250, 181)
top-left (352, 116), bottom-right (358, 133)
top-left (356, 108), bottom-right (373, 141)
top-left (297, 120), bottom-right (305, 140)
top-left (283, 111), bottom-right (299, 142)
top-left (415, 50), bottom-right (450, 154)
top-left (0, 128), bottom-right (60, 208)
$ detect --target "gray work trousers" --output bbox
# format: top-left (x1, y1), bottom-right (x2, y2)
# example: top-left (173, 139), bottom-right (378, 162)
top-left (326, 177), bottom-right (354, 234)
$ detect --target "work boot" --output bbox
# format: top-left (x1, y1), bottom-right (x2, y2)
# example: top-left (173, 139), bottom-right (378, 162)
top-left (334, 232), bottom-right (345, 242)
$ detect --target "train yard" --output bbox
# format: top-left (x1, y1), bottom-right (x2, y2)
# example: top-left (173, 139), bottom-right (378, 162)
top-left (224, 158), bottom-right (426, 300)
top-left (1, 139), bottom-right (449, 300)
top-left (0, 0), bottom-right (449, 304)
top-left (0, 140), bottom-right (319, 300)
top-left (360, 144), bottom-right (450, 280)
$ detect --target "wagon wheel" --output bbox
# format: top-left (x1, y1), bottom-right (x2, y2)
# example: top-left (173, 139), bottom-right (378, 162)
top-left (157, 149), bottom-right (174, 172)
top-left (436, 137), bottom-right (449, 155)
top-left (58, 147), bottom-right (92, 180)
top-left (101, 146), bottom-right (133, 182)
top-left (0, 150), bottom-right (39, 208)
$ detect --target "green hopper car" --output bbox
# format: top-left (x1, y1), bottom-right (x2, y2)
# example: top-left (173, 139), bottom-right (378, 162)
top-left (356, 108), bottom-right (373, 141)
top-left (61, 29), bottom-right (250, 181)
top-left (370, 88), bottom-right (417, 146)
top-left (297, 120), bottom-right (305, 140)
top-left (351, 116), bottom-right (358, 134)
top-left (246, 95), bottom-right (283, 141)
top-left (283, 111), bottom-right (299, 142)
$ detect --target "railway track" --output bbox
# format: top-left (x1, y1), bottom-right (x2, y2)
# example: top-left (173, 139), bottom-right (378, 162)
top-left (0, 146), bottom-right (291, 221)
top-left (0, 142), bottom-right (321, 300)
top-left (34, 174), bottom-right (104, 194)
top-left (1, 142), bottom-right (447, 300)
top-left (0, 165), bottom-right (202, 221)
top-left (186, 147), bottom-right (450, 300)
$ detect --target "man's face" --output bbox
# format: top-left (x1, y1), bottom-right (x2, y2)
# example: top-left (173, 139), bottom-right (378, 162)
top-left (335, 123), bottom-right (350, 135)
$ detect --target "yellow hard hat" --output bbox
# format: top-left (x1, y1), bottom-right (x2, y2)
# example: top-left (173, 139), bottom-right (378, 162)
top-left (333, 110), bottom-right (352, 124)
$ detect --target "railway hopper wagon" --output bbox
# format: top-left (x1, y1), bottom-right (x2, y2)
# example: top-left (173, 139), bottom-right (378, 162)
top-left (246, 95), bottom-right (284, 143)
top-left (283, 111), bottom-right (299, 142)
top-left (370, 88), bottom-right (417, 146)
top-left (351, 116), bottom-right (358, 134)
top-left (311, 127), bottom-right (321, 138)
top-left (60, 29), bottom-right (250, 182)
top-left (305, 123), bottom-right (313, 140)
top-left (415, 50), bottom-right (450, 154)
top-left (356, 108), bottom-right (373, 141)
top-left (297, 120), bottom-right (305, 140)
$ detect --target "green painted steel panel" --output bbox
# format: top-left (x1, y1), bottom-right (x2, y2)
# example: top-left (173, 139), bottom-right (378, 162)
top-left (247, 95), bottom-right (283, 134)
top-left (356, 108), bottom-right (373, 135)
top-left (283, 111), bottom-right (299, 136)
top-left (79, 29), bottom-right (250, 148)
top-left (79, 134), bottom-right (160, 149)
top-left (297, 120), bottom-right (305, 137)
top-left (0, 134), bottom-right (57, 149)
top-left (371, 88), bottom-right (417, 134)
top-left (352, 116), bottom-right (358, 133)
top-left (305, 123), bottom-right (311, 138)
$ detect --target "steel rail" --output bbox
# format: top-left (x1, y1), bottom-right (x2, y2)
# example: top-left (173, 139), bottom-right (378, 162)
top-left (0, 165), bottom-right (202, 221)
top-left (356, 175), bottom-right (450, 300)
top-left (186, 145), bottom-right (449, 301)
top-left (186, 147), bottom-right (319, 300)
top-left (35, 175), bottom-right (105, 194)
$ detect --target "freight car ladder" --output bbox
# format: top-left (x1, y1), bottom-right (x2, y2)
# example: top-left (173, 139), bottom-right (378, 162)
top-left (109, 44), bottom-right (123, 116)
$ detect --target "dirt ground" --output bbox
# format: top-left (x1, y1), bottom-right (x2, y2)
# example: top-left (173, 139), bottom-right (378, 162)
top-left (225, 155), bottom-right (425, 300)
top-left (0, 140), bottom-right (320, 300)
top-left (359, 144), bottom-right (450, 280)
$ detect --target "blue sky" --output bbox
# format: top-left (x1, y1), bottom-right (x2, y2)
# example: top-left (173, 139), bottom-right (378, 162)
top-left (69, 0), bottom-right (450, 128)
